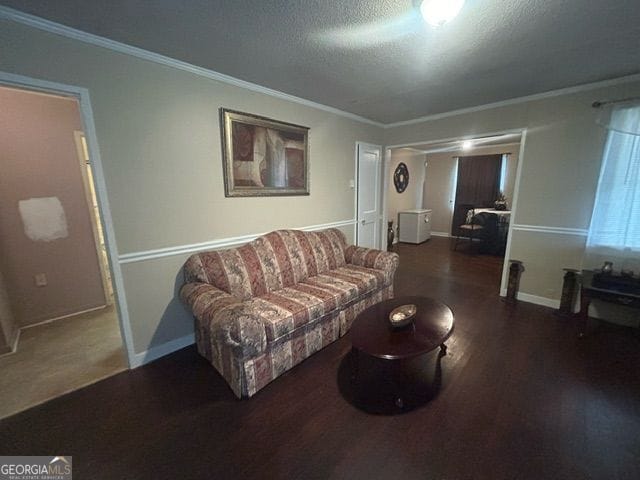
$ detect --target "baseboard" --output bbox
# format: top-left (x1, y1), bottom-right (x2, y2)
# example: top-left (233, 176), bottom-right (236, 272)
top-left (20, 305), bottom-right (108, 330)
top-left (430, 231), bottom-right (450, 238)
top-left (2, 306), bottom-right (106, 358)
top-left (0, 329), bottom-right (20, 358)
top-left (130, 333), bottom-right (195, 368)
top-left (500, 288), bottom-right (560, 309)
top-left (10, 328), bottom-right (20, 353)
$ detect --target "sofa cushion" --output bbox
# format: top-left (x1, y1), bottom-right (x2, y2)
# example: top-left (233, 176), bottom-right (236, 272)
top-left (182, 244), bottom-right (267, 301)
top-left (302, 265), bottom-right (388, 302)
top-left (345, 246), bottom-right (400, 285)
top-left (262, 229), bottom-right (347, 282)
top-left (183, 228), bottom-right (349, 300)
top-left (328, 265), bottom-right (388, 294)
top-left (245, 265), bottom-right (388, 342)
top-left (245, 287), bottom-right (340, 342)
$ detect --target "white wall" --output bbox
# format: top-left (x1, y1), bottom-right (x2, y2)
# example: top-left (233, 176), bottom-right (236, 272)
top-left (386, 149), bottom-right (426, 235)
top-left (0, 87), bottom-right (106, 327)
top-left (423, 143), bottom-right (520, 235)
top-left (0, 19), bottom-right (383, 358)
top-left (385, 79), bottom-right (640, 304)
top-left (4, 15), bottom-right (639, 358)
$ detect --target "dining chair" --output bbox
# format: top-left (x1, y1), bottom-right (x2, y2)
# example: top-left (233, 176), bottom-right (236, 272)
top-left (475, 212), bottom-right (500, 254)
top-left (453, 205), bottom-right (485, 252)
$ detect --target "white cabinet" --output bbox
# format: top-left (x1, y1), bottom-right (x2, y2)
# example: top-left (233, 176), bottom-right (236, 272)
top-left (398, 209), bottom-right (432, 244)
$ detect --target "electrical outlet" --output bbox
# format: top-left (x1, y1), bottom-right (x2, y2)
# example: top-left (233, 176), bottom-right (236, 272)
top-left (34, 273), bottom-right (47, 287)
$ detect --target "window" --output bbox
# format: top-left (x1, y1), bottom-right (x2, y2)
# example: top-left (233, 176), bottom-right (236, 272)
top-left (587, 104), bottom-right (640, 254)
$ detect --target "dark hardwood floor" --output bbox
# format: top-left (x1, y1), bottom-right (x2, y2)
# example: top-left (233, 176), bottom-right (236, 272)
top-left (1, 237), bottom-right (639, 479)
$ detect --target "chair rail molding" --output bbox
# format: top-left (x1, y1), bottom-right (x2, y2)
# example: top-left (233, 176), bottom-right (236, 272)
top-left (511, 224), bottom-right (588, 236)
top-left (118, 219), bottom-right (358, 264)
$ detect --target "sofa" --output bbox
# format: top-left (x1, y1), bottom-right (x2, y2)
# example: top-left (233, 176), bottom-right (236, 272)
top-left (180, 228), bottom-right (399, 398)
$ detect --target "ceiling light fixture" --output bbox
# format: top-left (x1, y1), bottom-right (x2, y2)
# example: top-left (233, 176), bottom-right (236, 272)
top-left (462, 140), bottom-right (473, 150)
top-left (420, 0), bottom-right (465, 27)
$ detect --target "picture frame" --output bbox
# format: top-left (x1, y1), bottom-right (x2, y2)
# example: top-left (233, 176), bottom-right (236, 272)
top-left (220, 108), bottom-right (310, 197)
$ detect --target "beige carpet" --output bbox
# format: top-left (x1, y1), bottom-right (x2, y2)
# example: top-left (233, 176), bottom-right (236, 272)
top-left (0, 305), bottom-right (127, 419)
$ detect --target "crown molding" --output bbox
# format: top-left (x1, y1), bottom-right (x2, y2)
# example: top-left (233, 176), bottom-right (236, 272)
top-left (0, 6), bottom-right (384, 128)
top-left (384, 73), bottom-right (640, 128)
top-left (2, 6), bottom-right (640, 129)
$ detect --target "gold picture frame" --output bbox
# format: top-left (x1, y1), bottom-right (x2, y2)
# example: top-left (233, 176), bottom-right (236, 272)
top-left (221, 108), bottom-right (310, 197)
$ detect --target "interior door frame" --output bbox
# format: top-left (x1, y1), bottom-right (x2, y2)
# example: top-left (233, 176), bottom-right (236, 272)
top-left (73, 130), bottom-right (113, 306)
top-left (384, 127), bottom-right (527, 297)
top-left (380, 147), bottom-right (392, 248)
top-left (355, 141), bottom-right (383, 248)
top-left (0, 71), bottom-right (136, 367)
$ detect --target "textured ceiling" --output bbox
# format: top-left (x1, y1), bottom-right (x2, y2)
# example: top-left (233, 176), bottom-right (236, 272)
top-left (2, 0), bottom-right (639, 124)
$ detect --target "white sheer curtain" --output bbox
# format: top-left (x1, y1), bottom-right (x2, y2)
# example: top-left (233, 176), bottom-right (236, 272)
top-left (585, 103), bottom-right (640, 272)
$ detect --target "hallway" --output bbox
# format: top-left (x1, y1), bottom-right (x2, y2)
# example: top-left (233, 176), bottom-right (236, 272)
top-left (0, 306), bottom-right (126, 419)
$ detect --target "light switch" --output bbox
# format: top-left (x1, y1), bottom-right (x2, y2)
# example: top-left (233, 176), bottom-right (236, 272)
top-left (35, 273), bottom-right (47, 287)
top-left (349, 179), bottom-right (355, 188)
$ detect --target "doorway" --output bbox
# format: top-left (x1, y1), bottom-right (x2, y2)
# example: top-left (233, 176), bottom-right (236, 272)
top-left (0, 84), bottom-right (126, 419)
top-left (451, 154), bottom-right (502, 234)
top-left (384, 131), bottom-right (525, 294)
top-left (385, 148), bottom-right (428, 246)
top-left (356, 142), bottom-right (382, 248)
top-left (74, 130), bottom-right (114, 304)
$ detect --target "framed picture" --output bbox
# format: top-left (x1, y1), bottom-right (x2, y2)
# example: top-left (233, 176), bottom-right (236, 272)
top-left (221, 108), bottom-right (310, 197)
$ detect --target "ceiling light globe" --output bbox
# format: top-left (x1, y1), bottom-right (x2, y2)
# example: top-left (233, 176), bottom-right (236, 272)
top-left (420, 0), bottom-right (465, 27)
top-left (462, 140), bottom-right (473, 150)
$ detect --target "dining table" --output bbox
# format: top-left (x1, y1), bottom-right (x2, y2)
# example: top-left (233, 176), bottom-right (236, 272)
top-left (465, 207), bottom-right (511, 224)
top-left (465, 207), bottom-right (511, 254)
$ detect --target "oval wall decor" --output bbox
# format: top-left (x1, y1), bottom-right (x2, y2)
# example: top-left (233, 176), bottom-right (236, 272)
top-left (393, 162), bottom-right (409, 193)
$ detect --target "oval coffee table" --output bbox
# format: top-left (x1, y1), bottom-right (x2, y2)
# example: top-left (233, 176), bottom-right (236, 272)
top-left (350, 296), bottom-right (454, 410)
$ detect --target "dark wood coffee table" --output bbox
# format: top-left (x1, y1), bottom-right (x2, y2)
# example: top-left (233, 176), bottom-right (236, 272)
top-left (350, 296), bottom-right (454, 409)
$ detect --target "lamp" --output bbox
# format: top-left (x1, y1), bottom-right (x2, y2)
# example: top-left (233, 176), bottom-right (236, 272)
top-left (420, 0), bottom-right (465, 27)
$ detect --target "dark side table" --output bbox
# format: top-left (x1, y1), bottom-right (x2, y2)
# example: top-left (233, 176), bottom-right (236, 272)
top-left (579, 270), bottom-right (640, 337)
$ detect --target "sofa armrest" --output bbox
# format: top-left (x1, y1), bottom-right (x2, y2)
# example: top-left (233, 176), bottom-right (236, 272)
top-left (209, 303), bottom-right (268, 359)
top-left (180, 282), bottom-right (241, 319)
top-left (345, 245), bottom-right (399, 274)
top-left (180, 282), bottom-right (267, 358)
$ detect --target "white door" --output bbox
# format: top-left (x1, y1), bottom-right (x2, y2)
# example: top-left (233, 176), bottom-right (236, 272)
top-left (356, 142), bottom-right (382, 248)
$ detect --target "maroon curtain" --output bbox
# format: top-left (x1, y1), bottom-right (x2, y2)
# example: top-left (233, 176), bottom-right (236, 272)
top-left (451, 155), bottom-right (501, 234)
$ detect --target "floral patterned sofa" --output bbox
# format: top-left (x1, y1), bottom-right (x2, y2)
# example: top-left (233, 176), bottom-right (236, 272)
top-left (180, 228), bottom-right (399, 398)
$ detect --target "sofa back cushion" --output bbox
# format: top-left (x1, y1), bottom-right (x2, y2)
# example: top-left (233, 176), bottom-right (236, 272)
top-left (183, 228), bottom-right (348, 300)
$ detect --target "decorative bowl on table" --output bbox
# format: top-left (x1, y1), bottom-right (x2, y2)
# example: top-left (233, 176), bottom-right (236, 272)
top-left (388, 304), bottom-right (417, 328)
